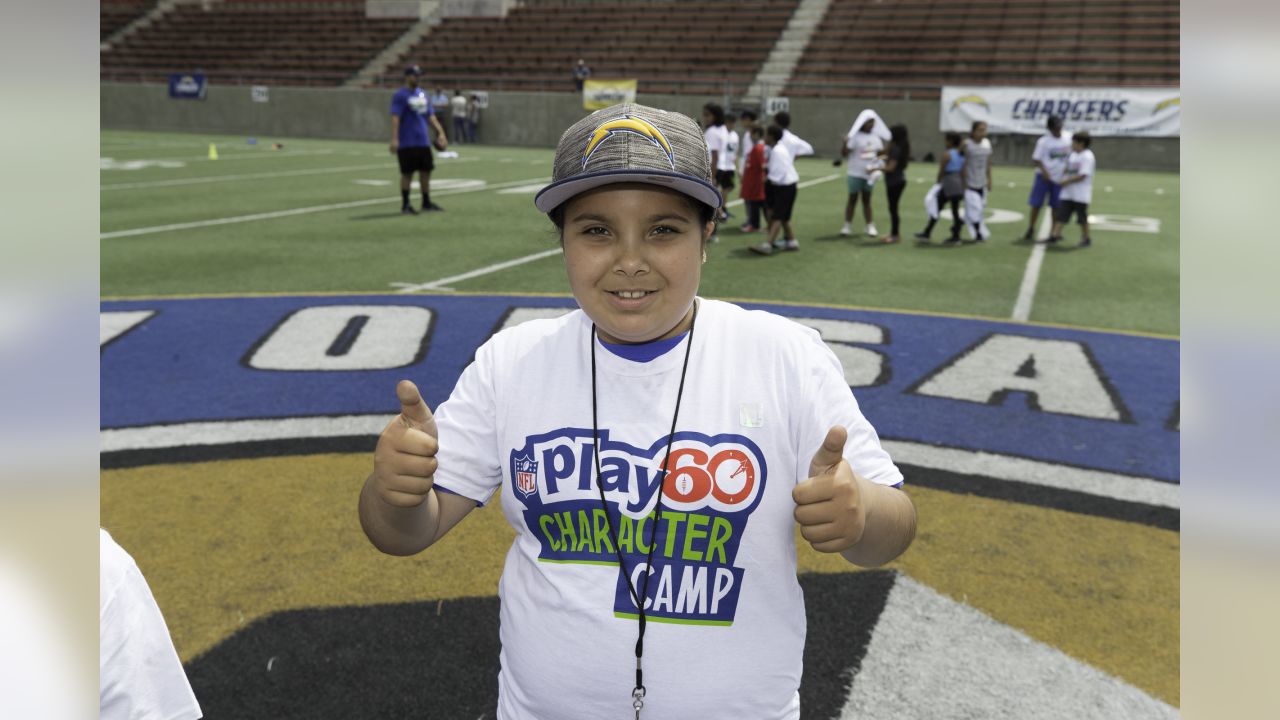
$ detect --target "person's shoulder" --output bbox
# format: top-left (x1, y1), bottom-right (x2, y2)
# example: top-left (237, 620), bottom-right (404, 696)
top-left (100, 529), bottom-right (138, 613)
top-left (486, 308), bottom-right (587, 355)
top-left (701, 299), bottom-right (821, 347)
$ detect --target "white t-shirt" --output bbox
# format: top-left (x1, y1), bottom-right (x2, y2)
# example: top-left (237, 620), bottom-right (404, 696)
top-left (449, 94), bottom-right (467, 116)
top-left (845, 132), bottom-right (884, 178)
top-left (720, 128), bottom-right (739, 172)
top-left (432, 299), bottom-right (901, 720)
top-left (100, 530), bottom-right (202, 720)
top-left (703, 125), bottom-right (727, 170)
top-left (779, 128), bottom-right (813, 158)
top-left (1031, 131), bottom-right (1072, 182)
top-left (1060, 149), bottom-right (1096, 204)
top-left (767, 141), bottom-right (799, 185)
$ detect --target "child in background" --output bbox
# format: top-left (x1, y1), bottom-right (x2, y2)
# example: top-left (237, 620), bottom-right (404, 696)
top-left (702, 103), bottom-right (731, 227)
top-left (720, 112), bottom-right (740, 219)
top-left (961, 121), bottom-right (993, 242)
top-left (751, 125), bottom-right (800, 255)
top-left (878, 123), bottom-right (910, 244)
top-left (915, 132), bottom-right (965, 244)
top-left (840, 109), bottom-right (890, 238)
top-left (739, 125), bottom-right (767, 233)
top-left (737, 109), bottom-right (758, 176)
top-left (1048, 131), bottom-right (1096, 247)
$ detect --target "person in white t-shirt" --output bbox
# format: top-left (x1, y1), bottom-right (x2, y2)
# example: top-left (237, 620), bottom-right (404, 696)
top-left (1022, 115), bottom-right (1071, 241)
top-left (358, 102), bottom-right (917, 720)
top-left (1049, 131), bottom-right (1096, 248)
top-left (702, 103), bottom-right (733, 225)
top-left (839, 109), bottom-right (890, 238)
top-left (750, 124), bottom-right (802, 255)
top-left (100, 529), bottom-right (202, 720)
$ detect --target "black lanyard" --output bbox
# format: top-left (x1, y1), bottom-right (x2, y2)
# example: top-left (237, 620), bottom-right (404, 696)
top-left (589, 301), bottom-right (697, 719)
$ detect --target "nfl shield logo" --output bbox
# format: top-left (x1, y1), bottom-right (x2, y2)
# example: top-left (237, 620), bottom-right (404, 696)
top-left (512, 454), bottom-right (538, 498)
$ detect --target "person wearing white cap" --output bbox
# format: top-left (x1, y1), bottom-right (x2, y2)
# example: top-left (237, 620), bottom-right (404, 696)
top-left (357, 103), bottom-right (917, 719)
top-left (839, 109), bottom-right (891, 238)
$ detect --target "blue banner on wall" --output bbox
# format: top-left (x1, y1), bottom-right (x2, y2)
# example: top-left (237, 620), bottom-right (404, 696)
top-left (168, 73), bottom-right (208, 100)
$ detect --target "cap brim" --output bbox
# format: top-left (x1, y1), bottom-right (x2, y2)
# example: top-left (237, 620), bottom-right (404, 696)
top-left (534, 169), bottom-right (723, 214)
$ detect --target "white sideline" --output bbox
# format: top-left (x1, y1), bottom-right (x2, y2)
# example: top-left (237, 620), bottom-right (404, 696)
top-left (100, 176), bottom-right (551, 239)
top-left (1011, 210), bottom-right (1054, 321)
top-left (102, 163), bottom-right (395, 191)
top-left (99, 416), bottom-right (1176, 508)
top-left (389, 173), bottom-right (843, 293)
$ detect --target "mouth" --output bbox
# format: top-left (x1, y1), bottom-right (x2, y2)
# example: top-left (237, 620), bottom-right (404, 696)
top-left (608, 290), bottom-right (657, 300)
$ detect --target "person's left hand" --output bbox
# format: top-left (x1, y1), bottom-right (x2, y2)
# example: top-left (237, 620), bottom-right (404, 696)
top-left (434, 136), bottom-right (448, 151)
top-left (793, 426), bottom-right (866, 553)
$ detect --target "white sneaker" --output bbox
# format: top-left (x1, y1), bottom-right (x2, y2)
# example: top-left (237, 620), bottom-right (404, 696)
top-left (866, 222), bottom-right (878, 237)
top-left (840, 223), bottom-right (852, 236)
top-left (782, 238), bottom-right (800, 251)
top-left (749, 240), bottom-right (774, 256)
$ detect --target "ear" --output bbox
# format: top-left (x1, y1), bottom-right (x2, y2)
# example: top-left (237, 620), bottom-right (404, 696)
top-left (703, 220), bottom-right (717, 240)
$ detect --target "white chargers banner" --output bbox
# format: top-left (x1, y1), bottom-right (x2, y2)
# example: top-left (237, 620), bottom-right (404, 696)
top-left (940, 86), bottom-right (1180, 137)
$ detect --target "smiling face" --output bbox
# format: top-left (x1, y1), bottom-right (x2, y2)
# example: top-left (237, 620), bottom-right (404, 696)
top-left (560, 184), bottom-right (712, 344)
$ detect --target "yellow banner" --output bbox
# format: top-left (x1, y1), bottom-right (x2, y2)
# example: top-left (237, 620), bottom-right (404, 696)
top-left (583, 79), bottom-right (637, 110)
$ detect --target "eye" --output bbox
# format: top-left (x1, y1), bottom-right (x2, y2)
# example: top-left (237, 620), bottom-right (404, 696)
top-left (651, 225), bottom-right (679, 236)
top-left (581, 225), bottom-right (610, 237)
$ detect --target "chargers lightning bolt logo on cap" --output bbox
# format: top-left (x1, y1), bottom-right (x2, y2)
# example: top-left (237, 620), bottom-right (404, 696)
top-left (582, 115), bottom-right (676, 170)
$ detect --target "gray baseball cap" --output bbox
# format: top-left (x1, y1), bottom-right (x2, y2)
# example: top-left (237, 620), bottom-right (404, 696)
top-left (534, 103), bottom-right (722, 214)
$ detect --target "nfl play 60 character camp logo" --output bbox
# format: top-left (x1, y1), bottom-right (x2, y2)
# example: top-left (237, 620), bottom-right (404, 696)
top-left (509, 429), bottom-right (768, 626)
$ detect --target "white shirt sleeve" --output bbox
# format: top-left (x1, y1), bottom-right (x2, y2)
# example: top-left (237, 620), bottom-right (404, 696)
top-left (432, 339), bottom-right (504, 506)
top-left (100, 530), bottom-right (202, 720)
top-left (793, 331), bottom-right (902, 488)
top-left (1031, 135), bottom-right (1048, 164)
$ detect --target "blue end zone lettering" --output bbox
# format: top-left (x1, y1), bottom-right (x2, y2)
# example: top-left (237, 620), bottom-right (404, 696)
top-left (100, 295), bottom-right (1179, 482)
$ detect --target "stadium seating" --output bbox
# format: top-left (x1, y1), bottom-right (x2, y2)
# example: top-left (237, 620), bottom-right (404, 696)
top-left (384, 0), bottom-right (800, 95)
top-left (786, 0), bottom-right (1179, 98)
top-left (100, 1), bottom-right (415, 86)
top-left (101, 0), bottom-right (153, 41)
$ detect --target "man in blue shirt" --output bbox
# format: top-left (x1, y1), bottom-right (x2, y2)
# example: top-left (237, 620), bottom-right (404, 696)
top-left (390, 65), bottom-right (449, 214)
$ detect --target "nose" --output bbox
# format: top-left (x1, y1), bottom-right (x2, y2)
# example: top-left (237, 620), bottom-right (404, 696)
top-left (612, 235), bottom-right (649, 276)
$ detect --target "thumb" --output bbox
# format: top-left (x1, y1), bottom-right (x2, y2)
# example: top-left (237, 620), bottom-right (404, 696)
top-left (396, 380), bottom-right (437, 437)
top-left (808, 426), bottom-right (848, 478)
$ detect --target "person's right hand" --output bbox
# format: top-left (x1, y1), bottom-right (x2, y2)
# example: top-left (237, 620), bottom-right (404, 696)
top-left (372, 380), bottom-right (439, 507)
top-left (389, 139), bottom-right (399, 154)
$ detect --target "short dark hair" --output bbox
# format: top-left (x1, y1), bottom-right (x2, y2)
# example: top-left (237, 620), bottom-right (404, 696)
top-left (739, 109), bottom-right (757, 121)
top-left (1072, 131), bottom-right (1092, 148)
top-left (945, 132), bottom-right (962, 147)
top-left (724, 112), bottom-right (737, 124)
top-left (773, 111), bottom-right (791, 128)
top-left (971, 120), bottom-right (987, 133)
top-left (749, 125), bottom-right (764, 137)
top-left (766, 125), bottom-right (784, 143)
top-left (702, 103), bottom-right (725, 126)
top-left (1047, 115), bottom-right (1063, 132)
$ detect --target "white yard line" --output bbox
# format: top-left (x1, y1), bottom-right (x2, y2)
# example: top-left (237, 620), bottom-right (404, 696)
top-left (392, 249), bottom-right (564, 292)
top-left (101, 163), bottom-right (394, 191)
top-left (1011, 210), bottom-right (1054, 322)
top-left (100, 176), bottom-right (551, 239)
top-left (388, 173), bottom-right (843, 293)
top-left (102, 148), bottom-right (339, 163)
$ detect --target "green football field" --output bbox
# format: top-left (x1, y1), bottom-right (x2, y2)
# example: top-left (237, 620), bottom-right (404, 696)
top-left (101, 129), bottom-right (1179, 336)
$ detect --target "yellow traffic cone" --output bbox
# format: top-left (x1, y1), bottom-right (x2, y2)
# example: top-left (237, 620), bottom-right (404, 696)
top-left (208, 143), bottom-right (218, 160)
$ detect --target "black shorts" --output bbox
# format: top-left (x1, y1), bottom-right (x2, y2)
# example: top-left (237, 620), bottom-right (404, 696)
top-left (770, 183), bottom-right (797, 221)
top-left (764, 180), bottom-right (775, 205)
top-left (715, 170), bottom-right (736, 190)
top-left (1055, 200), bottom-right (1088, 225)
top-left (397, 145), bottom-right (434, 176)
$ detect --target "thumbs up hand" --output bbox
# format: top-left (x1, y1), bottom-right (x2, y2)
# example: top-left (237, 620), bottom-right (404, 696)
top-left (792, 426), bottom-right (866, 553)
top-left (372, 380), bottom-right (440, 508)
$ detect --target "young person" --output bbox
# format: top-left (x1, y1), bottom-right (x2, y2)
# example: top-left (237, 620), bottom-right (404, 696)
top-left (739, 125), bottom-right (767, 233)
top-left (449, 89), bottom-right (467, 145)
top-left (1022, 115), bottom-right (1071, 241)
top-left (915, 132), bottom-right (965, 243)
top-left (961, 121), bottom-right (993, 242)
top-left (389, 65), bottom-right (448, 214)
top-left (701, 103), bottom-right (731, 225)
top-left (840, 109), bottom-right (891, 238)
top-left (751, 124), bottom-right (802, 255)
top-left (879, 124), bottom-right (911, 244)
top-left (1048, 131), bottom-right (1096, 247)
top-left (719, 112), bottom-right (740, 219)
top-left (358, 103), bottom-right (916, 719)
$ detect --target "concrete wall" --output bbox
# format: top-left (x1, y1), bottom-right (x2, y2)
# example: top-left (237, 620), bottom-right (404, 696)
top-left (101, 82), bottom-right (1179, 172)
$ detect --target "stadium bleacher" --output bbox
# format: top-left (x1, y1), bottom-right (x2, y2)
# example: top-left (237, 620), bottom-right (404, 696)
top-left (100, 1), bottom-right (415, 86)
top-left (101, 0), bottom-right (154, 42)
top-left (786, 0), bottom-right (1179, 98)
top-left (384, 0), bottom-right (800, 95)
